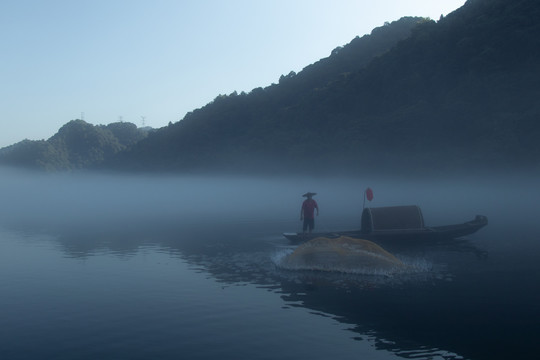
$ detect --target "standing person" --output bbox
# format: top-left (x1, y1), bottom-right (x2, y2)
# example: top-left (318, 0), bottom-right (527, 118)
top-left (300, 192), bottom-right (319, 234)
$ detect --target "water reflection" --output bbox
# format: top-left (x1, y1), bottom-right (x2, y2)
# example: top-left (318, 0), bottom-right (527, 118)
top-left (1, 168), bottom-right (539, 360)
top-left (9, 218), bottom-right (495, 359)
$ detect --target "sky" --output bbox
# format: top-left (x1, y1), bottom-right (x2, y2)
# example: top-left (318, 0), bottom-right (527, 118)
top-left (0, 0), bottom-right (466, 148)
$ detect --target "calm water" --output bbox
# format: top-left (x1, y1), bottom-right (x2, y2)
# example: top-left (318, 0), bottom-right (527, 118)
top-left (0, 168), bottom-right (539, 360)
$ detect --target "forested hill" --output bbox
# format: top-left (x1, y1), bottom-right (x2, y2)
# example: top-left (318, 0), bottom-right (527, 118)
top-left (108, 0), bottom-right (540, 172)
top-left (0, 16), bottom-right (422, 172)
top-left (108, 0), bottom-right (540, 174)
top-left (3, 0), bottom-right (540, 174)
top-left (0, 120), bottom-right (149, 171)
top-left (107, 16), bottom-right (428, 173)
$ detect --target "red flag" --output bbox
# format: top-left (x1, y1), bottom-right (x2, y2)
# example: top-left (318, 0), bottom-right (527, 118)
top-left (365, 187), bottom-right (373, 201)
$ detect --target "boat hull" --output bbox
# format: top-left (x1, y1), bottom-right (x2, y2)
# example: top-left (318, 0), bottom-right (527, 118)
top-left (283, 215), bottom-right (488, 244)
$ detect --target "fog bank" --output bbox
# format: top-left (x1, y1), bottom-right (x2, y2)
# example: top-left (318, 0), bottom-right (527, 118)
top-left (0, 167), bottom-right (538, 250)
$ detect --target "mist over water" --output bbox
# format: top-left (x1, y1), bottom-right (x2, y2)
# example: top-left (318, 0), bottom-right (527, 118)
top-left (1, 166), bottom-right (539, 360)
top-left (2, 166), bottom-right (529, 234)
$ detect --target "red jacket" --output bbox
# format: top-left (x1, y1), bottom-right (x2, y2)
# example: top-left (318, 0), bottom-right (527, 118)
top-left (301, 199), bottom-right (318, 219)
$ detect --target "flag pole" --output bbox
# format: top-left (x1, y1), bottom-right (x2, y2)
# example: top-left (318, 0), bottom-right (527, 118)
top-left (363, 187), bottom-right (373, 210)
top-left (363, 189), bottom-right (366, 210)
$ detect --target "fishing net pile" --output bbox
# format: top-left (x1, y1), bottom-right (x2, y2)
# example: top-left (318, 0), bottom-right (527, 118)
top-left (281, 236), bottom-right (405, 274)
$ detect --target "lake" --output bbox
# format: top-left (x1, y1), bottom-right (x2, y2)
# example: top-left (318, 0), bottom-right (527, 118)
top-left (0, 167), bottom-right (539, 360)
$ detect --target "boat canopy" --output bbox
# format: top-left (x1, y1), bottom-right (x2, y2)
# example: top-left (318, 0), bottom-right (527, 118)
top-left (361, 205), bottom-right (425, 233)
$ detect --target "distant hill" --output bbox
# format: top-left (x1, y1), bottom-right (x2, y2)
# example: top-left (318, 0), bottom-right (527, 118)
top-left (0, 120), bottom-right (150, 170)
top-left (3, 0), bottom-right (540, 175)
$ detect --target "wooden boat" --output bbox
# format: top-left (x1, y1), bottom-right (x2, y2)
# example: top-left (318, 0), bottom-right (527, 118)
top-left (283, 205), bottom-right (488, 244)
